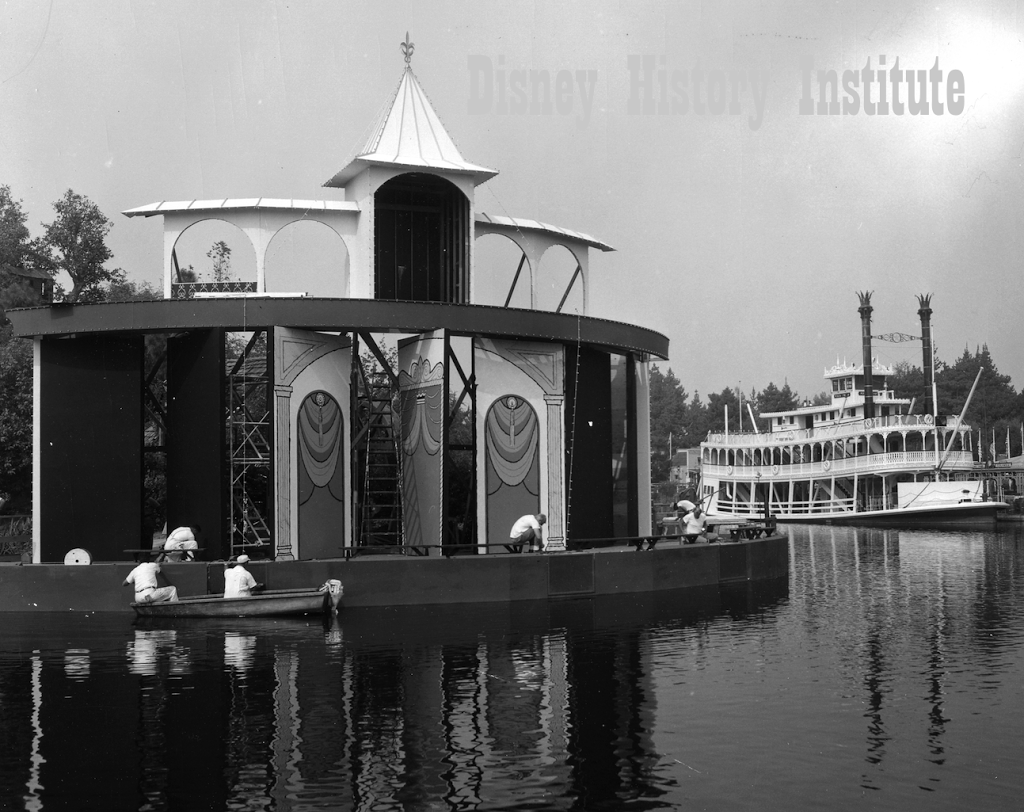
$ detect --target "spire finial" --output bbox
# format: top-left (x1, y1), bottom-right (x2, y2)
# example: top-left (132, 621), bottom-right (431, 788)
top-left (401, 32), bottom-right (414, 66)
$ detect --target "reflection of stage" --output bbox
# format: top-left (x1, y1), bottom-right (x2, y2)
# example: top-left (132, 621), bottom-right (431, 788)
top-left (0, 576), bottom-right (789, 810)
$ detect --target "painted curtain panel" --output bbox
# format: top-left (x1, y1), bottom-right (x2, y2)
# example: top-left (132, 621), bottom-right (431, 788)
top-left (485, 395), bottom-right (540, 544)
top-left (297, 391), bottom-right (345, 558)
top-left (400, 370), bottom-right (444, 550)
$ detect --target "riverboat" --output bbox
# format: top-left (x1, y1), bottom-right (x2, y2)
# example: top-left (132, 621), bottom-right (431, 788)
top-left (699, 295), bottom-right (1005, 528)
top-left (132, 587), bottom-right (334, 619)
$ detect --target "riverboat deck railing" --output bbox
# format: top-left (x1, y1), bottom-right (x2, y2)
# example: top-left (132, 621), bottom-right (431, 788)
top-left (705, 414), bottom-right (964, 448)
top-left (704, 450), bottom-right (975, 479)
top-left (715, 495), bottom-right (892, 516)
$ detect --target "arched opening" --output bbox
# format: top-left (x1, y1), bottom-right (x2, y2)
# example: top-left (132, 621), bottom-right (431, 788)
top-left (172, 220), bottom-right (256, 286)
top-left (536, 244), bottom-right (583, 313)
top-left (265, 220), bottom-right (350, 297)
top-left (473, 233), bottom-right (531, 307)
top-left (374, 173), bottom-right (469, 303)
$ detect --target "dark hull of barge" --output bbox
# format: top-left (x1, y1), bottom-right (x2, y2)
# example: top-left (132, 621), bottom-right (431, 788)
top-left (0, 535), bottom-right (788, 614)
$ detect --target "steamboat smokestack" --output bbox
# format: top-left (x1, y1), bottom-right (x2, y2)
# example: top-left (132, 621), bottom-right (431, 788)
top-left (917, 294), bottom-right (934, 416)
top-left (857, 291), bottom-right (874, 419)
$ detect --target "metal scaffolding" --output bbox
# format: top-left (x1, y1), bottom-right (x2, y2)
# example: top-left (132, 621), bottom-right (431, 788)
top-left (227, 331), bottom-right (273, 558)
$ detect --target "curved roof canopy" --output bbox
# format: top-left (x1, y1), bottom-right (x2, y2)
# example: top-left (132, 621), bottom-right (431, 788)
top-left (324, 67), bottom-right (497, 188)
top-left (476, 213), bottom-right (614, 253)
top-left (122, 198), bottom-right (358, 218)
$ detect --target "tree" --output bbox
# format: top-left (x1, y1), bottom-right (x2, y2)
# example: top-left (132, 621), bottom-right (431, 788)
top-left (207, 241), bottom-right (232, 282)
top-left (649, 364), bottom-right (689, 480)
top-left (0, 185), bottom-right (30, 269)
top-left (104, 277), bottom-right (159, 303)
top-left (0, 324), bottom-right (32, 511)
top-left (752, 382), bottom-right (799, 431)
top-left (0, 185), bottom-right (50, 321)
top-left (41, 189), bottom-right (118, 303)
top-left (887, 360), bottom-right (925, 408)
top-left (0, 187), bottom-right (40, 511)
top-left (706, 387), bottom-right (741, 433)
top-left (938, 345), bottom-right (1019, 460)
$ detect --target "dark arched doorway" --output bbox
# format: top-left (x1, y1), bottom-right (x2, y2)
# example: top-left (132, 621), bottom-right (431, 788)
top-left (374, 173), bottom-right (469, 303)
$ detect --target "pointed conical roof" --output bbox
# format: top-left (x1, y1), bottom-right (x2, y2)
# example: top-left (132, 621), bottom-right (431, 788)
top-left (325, 67), bottom-right (497, 188)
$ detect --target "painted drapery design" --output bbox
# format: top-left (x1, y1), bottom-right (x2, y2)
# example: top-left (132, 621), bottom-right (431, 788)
top-left (400, 378), bottom-right (444, 550)
top-left (486, 395), bottom-right (540, 544)
top-left (297, 391), bottom-right (345, 558)
top-left (402, 391), bottom-right (443, 457)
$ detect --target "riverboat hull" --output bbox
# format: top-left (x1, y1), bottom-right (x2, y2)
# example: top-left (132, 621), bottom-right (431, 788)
top-left (132, 588), bottom-right (330, 618)
top-left (708, 501), bottom-right (1005, 529)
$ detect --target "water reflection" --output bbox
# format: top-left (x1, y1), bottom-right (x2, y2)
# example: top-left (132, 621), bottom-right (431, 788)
top-left (788, 524), bottom-right (1024, 801)
top-left (0, 585), bottom-right (784, 810)
top-left (2, 527), bottom-right (1023, 809)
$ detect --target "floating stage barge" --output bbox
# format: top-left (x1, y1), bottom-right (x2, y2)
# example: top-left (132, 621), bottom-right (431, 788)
top-left (0, 539), bottom-right (789, 613)
top-left (6, 49), bottom-right (787, 610)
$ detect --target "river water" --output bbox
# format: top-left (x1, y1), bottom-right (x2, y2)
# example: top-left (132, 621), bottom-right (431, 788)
top-left (1, 524), bottom-right (1022, 811)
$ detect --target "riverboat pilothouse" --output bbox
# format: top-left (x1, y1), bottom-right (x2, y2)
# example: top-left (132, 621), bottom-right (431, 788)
top-left (700, 293), bottom-right (1006, 527)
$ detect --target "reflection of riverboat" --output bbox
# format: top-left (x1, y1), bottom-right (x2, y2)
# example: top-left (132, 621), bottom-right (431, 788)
top-left (132, 588), bottom-right (334, 619)
top-left (700, 295), bottom-right (1006, 528)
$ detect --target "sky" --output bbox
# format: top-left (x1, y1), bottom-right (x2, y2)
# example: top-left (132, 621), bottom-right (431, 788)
top-left (1, 0), bottom-right (1022, 401)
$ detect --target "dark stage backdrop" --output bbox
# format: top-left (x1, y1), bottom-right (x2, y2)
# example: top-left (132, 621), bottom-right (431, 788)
top-left (167, 330), bottom-right (226, 560)
top-left (564, 346), bottom-right (613, 542)
top-left (39, 334), bottom-right (144, 562)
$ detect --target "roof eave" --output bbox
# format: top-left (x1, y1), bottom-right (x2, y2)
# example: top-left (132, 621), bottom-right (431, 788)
top-left (323, 157), bottom-right (498, 190)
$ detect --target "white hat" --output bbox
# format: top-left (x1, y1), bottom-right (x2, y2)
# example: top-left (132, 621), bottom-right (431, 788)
top-left (679, 500), bottom-right (696, 511)
top-left (236, 554), bottom-right (250, 564)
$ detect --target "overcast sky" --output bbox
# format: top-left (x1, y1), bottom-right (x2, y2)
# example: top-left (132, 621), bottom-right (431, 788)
top-left (2, 0), bottom-right (1021, 400)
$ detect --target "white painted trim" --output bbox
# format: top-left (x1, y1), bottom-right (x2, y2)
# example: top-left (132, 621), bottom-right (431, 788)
top-left (32, 339), bottom-right (41, 564)
top-left (636, 358), bottom-right (653, 536)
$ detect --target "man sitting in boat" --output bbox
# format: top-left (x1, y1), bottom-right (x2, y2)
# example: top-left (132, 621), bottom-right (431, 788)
top-left (163, 525), bottom-right (200, 561)
top-left (224, 555), bottom-right (262, 598)
top-left (124, 561), bottom-right (179, 603)
top-left (510, 514), bottom-right (546, 553)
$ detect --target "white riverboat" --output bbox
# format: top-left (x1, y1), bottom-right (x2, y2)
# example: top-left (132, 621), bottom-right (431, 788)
top-left (699, 358), bottom-right (1006, 528)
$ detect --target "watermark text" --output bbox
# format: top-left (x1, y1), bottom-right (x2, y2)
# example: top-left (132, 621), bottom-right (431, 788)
top-left (799, 56), bottom-right (965, 115)
top-left (627, 55), bottom-right (770, 130)
top-left (468, 56), bottom-right (598, 124)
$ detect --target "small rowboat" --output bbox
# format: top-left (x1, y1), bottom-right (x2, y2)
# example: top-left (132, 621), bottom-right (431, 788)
top-left (132, 588), bottom-right (333, 619)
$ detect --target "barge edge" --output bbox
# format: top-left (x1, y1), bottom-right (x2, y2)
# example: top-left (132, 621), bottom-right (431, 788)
top-left (0, 535), bottom-right (789, 613)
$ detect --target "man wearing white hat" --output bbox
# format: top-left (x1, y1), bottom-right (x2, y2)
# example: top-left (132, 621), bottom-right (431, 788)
top-left (224, 554), bottom-right (260, 598)
top-left (679, 500), bottom-right (707, 544)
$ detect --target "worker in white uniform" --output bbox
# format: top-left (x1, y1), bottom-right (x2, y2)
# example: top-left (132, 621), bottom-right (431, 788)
top-left (224, 554), bottom-right (261, 598)
top-left (509, 513), bottom-right (546, 552)
top-left (163, 525), bottom-right (199, 561)
top-left (123, 561), bottom-right (179, 603)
